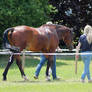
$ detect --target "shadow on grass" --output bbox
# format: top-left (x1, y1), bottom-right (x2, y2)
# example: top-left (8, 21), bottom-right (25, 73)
top-left (10, 78), bottom-right (80, 84)
top-left (56, 55), bottom-right (81, 61)
top-left (11, 79), bottom-right (66, 84)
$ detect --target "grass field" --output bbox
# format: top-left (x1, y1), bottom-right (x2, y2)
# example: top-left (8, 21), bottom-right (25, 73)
top-left (0, 55), bottom-right (92, 92)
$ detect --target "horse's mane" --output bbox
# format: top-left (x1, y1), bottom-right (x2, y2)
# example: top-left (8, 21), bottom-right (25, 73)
top-left (42, 24), bottom-right (73, 34)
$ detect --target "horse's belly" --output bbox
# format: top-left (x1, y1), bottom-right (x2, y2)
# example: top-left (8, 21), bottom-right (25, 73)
top-left (26, 44), bottom-right (42, 52)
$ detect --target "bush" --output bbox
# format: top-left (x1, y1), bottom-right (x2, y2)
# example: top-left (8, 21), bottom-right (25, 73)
top-left (0, 0), bottom-right (53, 48)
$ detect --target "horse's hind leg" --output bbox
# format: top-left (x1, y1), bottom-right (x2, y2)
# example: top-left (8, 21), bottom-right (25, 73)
top-left (15, 55), bottom-right (28, 81)
top-left (3, 54), bottom-right (14, 81)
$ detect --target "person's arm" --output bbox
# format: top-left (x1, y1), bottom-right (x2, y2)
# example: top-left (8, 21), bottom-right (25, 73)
top-left (56, 46), bottom-right (62, 52)
top-left (75, 42), bottom-right (81, 60)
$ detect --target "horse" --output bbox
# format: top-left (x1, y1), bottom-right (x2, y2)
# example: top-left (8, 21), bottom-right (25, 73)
top-left (40, 24), bottom-right (74, 78)
top-left (3, 24), bottom-right (74, 81)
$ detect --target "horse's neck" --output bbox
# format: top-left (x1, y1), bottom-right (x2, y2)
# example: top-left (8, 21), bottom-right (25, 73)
top-left (56, 30), bottom-right (64, 40)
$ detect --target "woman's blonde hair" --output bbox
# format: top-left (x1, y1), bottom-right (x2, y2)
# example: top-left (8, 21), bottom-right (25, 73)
top-left (84, 25), bottom-right (92, 44)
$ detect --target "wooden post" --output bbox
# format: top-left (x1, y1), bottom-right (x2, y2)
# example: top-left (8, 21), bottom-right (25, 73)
top-left (75, 58), bottom-right (78, 74)
top-left (22, 52), bottom-right (25, 71)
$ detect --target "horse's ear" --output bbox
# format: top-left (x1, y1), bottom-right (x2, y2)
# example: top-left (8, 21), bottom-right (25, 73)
top-left (72, 26), bottom-right (77, 32)
top-left (70, 28), bottom-right (74, 33)
top-left (70, 28), bottom-right (73, 32)
top-left (70, 28), bottom-right (75, 36)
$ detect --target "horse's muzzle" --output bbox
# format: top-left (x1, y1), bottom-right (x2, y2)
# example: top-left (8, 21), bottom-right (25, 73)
top-left (69, 45), bottom-right (74, 51)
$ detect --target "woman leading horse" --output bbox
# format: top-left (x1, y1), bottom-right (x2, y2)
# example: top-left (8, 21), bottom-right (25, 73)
top-left (3, 24), bottom-right (74, 81)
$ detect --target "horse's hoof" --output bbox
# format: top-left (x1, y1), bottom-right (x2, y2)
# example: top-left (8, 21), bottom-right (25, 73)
top-left (3, 76), bottom-right (7, 81)
top-left (23, 75), bottom-right (29, 81)
top-left (53, 77), bottom-right (61, 81)
top-left (46, 76), bottom-right (51, 81)
top-left (34, 75), bottom-right (38, 79)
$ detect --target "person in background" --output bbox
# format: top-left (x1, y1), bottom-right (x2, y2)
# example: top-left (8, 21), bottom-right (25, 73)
top-left (34, 22), bottom-right (60, 81)
top-left (75, 25), bottom-right (92, 83)
top-left (34, 55), bottom-right (58, 81)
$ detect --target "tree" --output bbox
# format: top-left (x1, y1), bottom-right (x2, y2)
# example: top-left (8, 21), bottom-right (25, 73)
top-left (49, 0), bottom-right (92, 46)
top-left (0, 0), bottom-right (52, 48)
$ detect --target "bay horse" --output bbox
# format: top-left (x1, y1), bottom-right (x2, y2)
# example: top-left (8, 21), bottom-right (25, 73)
top-left (3, 24), bottom-right (74, 81)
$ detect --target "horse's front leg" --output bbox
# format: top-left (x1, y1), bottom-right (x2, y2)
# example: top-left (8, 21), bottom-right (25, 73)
top-left (46, 61), bottom-right (51, 81)
top-left (46, 61), bottom-right (50, 77)
top-left (3, 54), bottom-right (14, 81)
top-left (46, 55), bottom-right (53, 81)
top-left (15, 55), bottom-right (29, 81)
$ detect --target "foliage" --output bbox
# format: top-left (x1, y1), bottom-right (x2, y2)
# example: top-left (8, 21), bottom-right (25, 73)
top-left (49, 0), bottom-right (92, 46)
top-left (0, 0), bottom-right (53, 48)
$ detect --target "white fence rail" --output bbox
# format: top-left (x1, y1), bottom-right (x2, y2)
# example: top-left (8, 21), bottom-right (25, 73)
top-left (0, 49), bottom-right (92, 56)
top-left (0, 49), bottom-right (77, 55)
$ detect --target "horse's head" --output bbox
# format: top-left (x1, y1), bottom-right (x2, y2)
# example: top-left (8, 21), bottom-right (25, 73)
top-left (56, 25), bottom-right (74, 50)
top-left (63, 28), bottom-right (74, 50)
top-left (42, 24), bottom-right (74, 50)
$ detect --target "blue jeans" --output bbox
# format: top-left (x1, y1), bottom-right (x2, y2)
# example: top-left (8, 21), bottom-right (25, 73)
top-left (81, 51), bottom-right (92, 80)
top-left (35, 55), bottom-right (57, 79)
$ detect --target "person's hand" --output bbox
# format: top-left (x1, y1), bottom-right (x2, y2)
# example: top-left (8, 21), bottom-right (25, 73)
top-left (56, 47), bottom-right (62, 52)
top-left (75, 54), bottom-right (79, 61)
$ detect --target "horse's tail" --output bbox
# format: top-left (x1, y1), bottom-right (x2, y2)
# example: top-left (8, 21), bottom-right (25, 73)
top-left (3, 28), bottom-right (14, 49)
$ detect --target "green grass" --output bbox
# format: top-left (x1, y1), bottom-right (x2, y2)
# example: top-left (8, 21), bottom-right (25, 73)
top-left (0, 55), bottom-right (92, 92)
